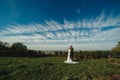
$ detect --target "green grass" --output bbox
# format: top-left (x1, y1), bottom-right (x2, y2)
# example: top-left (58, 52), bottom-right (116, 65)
top-left (0, 57), bottom-right (120, 80)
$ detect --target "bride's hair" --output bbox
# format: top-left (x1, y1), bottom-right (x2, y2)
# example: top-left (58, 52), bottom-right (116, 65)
top-left (68, 45), bottom-right (73, 50)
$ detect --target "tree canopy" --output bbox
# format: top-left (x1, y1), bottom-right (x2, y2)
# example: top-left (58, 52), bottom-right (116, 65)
top-left (11, 42), bottom-right (27, 51)
top-left (112, 42), bottom-right (120, 52)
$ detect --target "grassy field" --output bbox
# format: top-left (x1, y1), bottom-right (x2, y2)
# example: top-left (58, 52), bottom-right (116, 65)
top-left (0, 57), bottom-right (120, 80)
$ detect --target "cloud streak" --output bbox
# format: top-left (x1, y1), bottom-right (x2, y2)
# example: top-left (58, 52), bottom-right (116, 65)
top-left (0, 11), bottom-right (120, 50)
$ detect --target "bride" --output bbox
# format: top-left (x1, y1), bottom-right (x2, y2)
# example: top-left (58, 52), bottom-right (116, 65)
top-left (64, 46), bottom-right (79, 64)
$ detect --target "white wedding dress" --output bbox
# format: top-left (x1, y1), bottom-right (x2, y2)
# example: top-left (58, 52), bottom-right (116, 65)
top-left (64, 49), bottom-right (79, 64)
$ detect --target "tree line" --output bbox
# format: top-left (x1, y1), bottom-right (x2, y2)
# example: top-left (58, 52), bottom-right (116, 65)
top-left (0, 41), bottom-right (120, 59)
top-left (0, 41), bottom-right (45, 57)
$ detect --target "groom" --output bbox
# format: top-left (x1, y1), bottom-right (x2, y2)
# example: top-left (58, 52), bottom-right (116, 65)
top-left (70, 45), bottom-right (74, 61)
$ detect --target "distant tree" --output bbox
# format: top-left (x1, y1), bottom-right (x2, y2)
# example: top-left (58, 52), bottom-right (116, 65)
top-left (11, 42), bottom-right (27, 56)
top-left (0, 41), bottom-right (9, 49)
top-left (0, 41), bottom-right (3, 45)
top-left (116, 42), bottom-right (120, 48)
top-left (11, 42), bottom-right (27, 50)
top-left (0, 41), bottom-right (8, 46)
top-left (112, 42), bottom-right (120, 52)
top-left (55, 51), bottom-right (59, 56)
top-left (0, 41), bottom-right (10, 56)
top-left (111, 42), bottom-right (120, 58)
top-left (0, 41), bottom-right (4, 48)
top-left (3, 42), bottom-right (9, 47)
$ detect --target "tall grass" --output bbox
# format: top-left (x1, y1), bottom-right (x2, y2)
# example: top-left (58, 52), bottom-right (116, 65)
top-left (0, 57), bottom-right (120, 80)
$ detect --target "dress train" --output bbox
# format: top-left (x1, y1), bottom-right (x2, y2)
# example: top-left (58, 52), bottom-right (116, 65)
top-left (64, 49), bottom-right (78, 64)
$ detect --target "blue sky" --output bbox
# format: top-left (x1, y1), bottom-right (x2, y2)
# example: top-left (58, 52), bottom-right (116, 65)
top-left (0, 0), bottom-right (120, 50)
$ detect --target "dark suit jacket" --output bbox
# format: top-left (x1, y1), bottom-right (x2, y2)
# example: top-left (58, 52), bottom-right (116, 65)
top-left (70, 48), bottom-right (74, 60)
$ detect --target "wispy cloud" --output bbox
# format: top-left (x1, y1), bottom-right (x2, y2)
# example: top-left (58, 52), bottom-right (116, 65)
top-left (0, 11), bottom-right (120, 50)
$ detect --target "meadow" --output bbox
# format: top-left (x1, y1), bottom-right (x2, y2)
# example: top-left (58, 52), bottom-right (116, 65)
top-left (0, 57), bottom-right (120, 80)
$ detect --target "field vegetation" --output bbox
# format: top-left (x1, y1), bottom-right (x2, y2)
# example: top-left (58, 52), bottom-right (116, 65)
top-left (0, 57), bottom-right (120, 80)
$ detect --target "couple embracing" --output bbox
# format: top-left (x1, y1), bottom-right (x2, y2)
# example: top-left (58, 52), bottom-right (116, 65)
top-left (64, 45), bottom-right (79, 64)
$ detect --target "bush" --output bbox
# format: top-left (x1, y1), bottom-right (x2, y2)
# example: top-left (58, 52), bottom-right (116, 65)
top-left (74, 50), bottom-right (110, 60)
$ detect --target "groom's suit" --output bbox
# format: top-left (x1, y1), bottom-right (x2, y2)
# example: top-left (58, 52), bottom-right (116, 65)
top-left (70, 47), bottom-right (74, 61)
